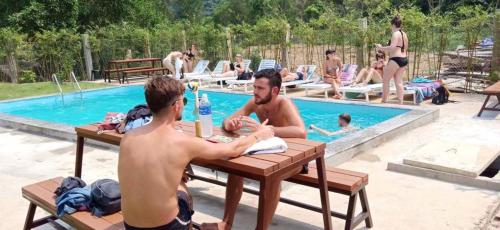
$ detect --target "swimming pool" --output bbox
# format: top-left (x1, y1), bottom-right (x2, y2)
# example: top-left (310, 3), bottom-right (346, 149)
top-left (0, 85), bottom-right (409, 142)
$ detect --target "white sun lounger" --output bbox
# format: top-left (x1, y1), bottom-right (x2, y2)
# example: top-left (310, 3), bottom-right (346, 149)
top-left (338, 83), bottom-right (383, 102)
top-left (300, 64), bottom-right (359, 98)
top-left (183, 60), bottom-right (210, 78)
top-left (281, 65), bottom-right (317, 96)
top-left (227, 59), bottom-right (276, 92)
top-left (185, 60), bottom-right (228, 88)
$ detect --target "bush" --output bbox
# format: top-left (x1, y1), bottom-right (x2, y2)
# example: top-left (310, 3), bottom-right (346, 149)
top-left (19, 70), bottom-right (36, 83)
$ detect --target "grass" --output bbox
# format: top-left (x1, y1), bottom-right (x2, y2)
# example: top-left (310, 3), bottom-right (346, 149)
top-left (0, 82), bottom-right (110, 101)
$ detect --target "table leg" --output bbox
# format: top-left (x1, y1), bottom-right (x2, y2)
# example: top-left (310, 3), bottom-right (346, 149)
top-left (256, 176), bottom-right (281, 230)
top-left (477, 95), bottom-right (490, 117)
top-left (74, 136), bottom-right (84, 178)
top-left (316, 155), bottom-right (333, 230)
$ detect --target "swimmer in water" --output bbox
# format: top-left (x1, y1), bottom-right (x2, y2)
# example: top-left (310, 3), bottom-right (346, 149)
top-left (309, 113), bottom-right (356, 136)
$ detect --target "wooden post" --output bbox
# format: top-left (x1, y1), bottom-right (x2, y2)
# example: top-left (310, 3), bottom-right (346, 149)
top-left (356, 18), bottom-right (367, 69)
top-left (492, 9), bottom-right (500, 83)
top-left (145, 33), bottom-right (152, 58)
top-left (281, 23), bottom-right (290, 68)
top-left (82, 34), bottom-right (93, 81)
top-left (7, 52), bottom-right (18, 83)
top-left (226, 27), bottom-right (232, 61)
top-left (182, 30), bottom-right (187, 51)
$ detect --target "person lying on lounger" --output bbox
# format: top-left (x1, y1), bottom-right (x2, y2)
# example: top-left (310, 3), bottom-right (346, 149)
top-left (352, 51), bottom-right (386, 86)
top-left (215, 53), bottom-right (246, 78)
top-left (118, 77), bottom-right (274, 230)
top-left (309, 113), bottom-right (357, 136)
top-left (201, 69), bottom-right (307, 230)
top-left (279, 65), bottom-right (308, 82)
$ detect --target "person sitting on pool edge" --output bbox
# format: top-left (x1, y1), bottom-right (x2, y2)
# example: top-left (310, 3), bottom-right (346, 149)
top-left (201, 69), bottom-right (307, 230)
top-left (309, 113), bottom-right (357, 136)
top-left (118, 77), bottom-right (274, 230)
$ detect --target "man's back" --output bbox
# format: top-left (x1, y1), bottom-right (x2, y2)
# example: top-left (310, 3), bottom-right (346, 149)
top-left (119, 124), bottom-right (190, 227)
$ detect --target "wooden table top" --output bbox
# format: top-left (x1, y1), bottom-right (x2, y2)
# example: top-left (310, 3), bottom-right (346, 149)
top-left (75, 122), bottom-right (325, 177)
top-left (108, 58), bottom-right (161, 64)
top-left (483, 81), bottom-right (500, 94)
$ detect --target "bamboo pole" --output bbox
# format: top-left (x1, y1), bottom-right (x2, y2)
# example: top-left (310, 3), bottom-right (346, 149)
top-left (226, 27), bottom-right (232, 61)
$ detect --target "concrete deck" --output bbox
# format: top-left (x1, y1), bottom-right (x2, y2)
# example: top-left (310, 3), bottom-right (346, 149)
top-left (1, 92), bottom-right (499, 229)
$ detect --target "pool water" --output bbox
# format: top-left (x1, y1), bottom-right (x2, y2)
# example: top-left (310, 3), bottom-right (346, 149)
top-left (0, 85), bottom-right (409, 142)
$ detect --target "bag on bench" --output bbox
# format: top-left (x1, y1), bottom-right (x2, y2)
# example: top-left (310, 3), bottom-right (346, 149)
top-left (90, 179), bottom-right (121, 217)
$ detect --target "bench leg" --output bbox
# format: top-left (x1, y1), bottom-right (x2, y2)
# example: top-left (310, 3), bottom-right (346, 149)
top-left (478, 95), bottom-right (491, 117)
top-left (344, 194), bottom-right (358, 230)
top-left (24, 203), bottom-right (36, 230)
top-left (359, 188), bottom-right (374, 228)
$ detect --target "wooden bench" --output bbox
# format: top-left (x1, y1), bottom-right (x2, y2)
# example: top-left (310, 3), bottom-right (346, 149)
top-left (188, 165), bottom-right (373, 230)
top-left (286, 165), bottom-right (373, 230)
top-left (104, 66), bottom-right (152, 84)
top-left (122, 67), bottom-right (170, 84)
top-left (22, 177), bottom-right (125, 230)
top-left (478, 81), bottom-right (500, 117)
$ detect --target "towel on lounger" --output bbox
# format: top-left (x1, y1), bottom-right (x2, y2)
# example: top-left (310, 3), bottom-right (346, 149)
top-left (244, 137), bottom-right (288, 155)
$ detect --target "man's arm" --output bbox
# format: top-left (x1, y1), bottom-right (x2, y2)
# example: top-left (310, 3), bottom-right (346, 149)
top-left (222, 98), bottom-right (255, 132)
top-left (188, 120), bottom-right (273, 160)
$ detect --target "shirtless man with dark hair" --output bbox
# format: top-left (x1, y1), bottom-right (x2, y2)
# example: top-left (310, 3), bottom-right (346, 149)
top-left (202, 69), bottom-right (307, 230)
top-left (118, 76), bottom-right (274, 230)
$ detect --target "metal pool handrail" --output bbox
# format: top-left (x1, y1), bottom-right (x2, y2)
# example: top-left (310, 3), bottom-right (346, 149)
top-left (51, 74), bottom-right (64, 102)
top-left (70, 71), bottom-right (83, 98)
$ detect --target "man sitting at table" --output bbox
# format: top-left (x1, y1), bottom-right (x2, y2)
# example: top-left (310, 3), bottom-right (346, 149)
top-left (201, 69), bottom-right (307, 230)
top-left (118, 77), bottom-right (274, 230)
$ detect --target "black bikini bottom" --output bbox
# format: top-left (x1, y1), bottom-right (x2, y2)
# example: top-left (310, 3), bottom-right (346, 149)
top-left (389, 57), bottom-right (408, 68)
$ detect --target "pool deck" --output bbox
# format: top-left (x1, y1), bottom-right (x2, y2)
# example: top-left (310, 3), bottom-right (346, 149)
top-left (0, 86), bottom-right (499, 229)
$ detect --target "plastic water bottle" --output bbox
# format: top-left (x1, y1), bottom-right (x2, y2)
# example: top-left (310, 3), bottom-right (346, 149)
top-left (199, 94), bottom-right (213, 138)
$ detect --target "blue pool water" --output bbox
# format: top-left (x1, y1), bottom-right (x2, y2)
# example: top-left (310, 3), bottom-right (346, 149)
top-left (0, 85), bottom-right (409, 142)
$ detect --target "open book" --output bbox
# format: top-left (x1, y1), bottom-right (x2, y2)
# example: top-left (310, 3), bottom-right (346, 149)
top-left (244, 137), bottom-right (288, 155)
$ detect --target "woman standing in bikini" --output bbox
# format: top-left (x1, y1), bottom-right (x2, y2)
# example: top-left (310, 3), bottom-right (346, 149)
top-left (322, 49), bottom-right (343, 99)
top-left (376, 15), bottom-right (409, 104)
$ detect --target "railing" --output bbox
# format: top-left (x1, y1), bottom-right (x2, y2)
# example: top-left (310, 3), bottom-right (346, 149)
top-left (51, 74), bottom-right (64, 102)
top-left (71, 71), bottom-right (83, 98)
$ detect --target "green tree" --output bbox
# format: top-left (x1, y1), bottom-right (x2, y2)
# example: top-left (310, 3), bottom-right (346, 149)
top-left (9, 0), bottom-right (79, 36)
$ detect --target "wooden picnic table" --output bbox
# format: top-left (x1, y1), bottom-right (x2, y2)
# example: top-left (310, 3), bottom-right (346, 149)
top-left (106, 58), bottom-right (162, 83)
top-left (74, 122), bottom-right (332, 230)
top-left (478, 80), bottom-right (500, 117)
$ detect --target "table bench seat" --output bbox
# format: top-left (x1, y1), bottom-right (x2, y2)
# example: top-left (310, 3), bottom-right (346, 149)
top-left (477, 81), bottom-right (500, 117)
top-left (286, 165), bottom-right (373, 230)
top-left (104, 66), bottom-right (152, 83)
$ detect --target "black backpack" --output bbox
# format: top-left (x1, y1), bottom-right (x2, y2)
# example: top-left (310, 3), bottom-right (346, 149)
top-left (90, 179), bottom-right (121, 217)
top-left (432, 86), bottom-right (449, 105)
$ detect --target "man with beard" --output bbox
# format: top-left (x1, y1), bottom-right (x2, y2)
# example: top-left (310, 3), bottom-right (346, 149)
top-left (201, 69), bottom-right (307, 230)
top-left (118, 77), bottom-right (274, 230)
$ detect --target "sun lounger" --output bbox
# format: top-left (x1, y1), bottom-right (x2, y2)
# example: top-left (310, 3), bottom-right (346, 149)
top-left (185, 60), bottom-right (229, 87)
top-left (183, 60), bottom-right (210, 78)
top-left (477, 80), bottom-right (500, 117)
top-left (281, 65), bottom-right (318, 96)
top-left (338, 83), bottom-right (383, 102)
top-left (227, 59), bottom-right (276, 92)
top-left (300, 64), bottom-right (359, 98)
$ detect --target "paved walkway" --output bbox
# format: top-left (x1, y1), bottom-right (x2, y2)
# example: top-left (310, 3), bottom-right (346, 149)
top-left (0, 92), bottom-right (499, 229)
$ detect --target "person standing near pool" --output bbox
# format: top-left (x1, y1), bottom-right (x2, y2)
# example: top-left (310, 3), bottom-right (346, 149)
top-left (118, 77), bottom-right (274, 230)
top-left (163, 51), bottom-right (183, 77)
top-left (201, 69), bottom-right (307, 230)
top-left (376, 15), bottom-right (409, 104)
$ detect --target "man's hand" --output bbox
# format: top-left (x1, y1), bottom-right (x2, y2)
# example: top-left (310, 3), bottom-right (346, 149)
top-left (223, 117), bottom-right (243, 131)
top-left (240, 116), bottom-right (261, 132)
top-left (253, 119), bottom-right (274, 141)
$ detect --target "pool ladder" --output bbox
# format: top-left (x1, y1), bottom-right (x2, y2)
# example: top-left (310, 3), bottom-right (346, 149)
top-left (52, 72), bottom-right (83, 101)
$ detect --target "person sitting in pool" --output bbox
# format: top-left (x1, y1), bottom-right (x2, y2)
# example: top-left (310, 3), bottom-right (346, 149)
top-left (201, 69), bottom-right (306, 230)
top-left (309, 113), bottom-right (357, 136)
top-left (118, 77), bottom-right (274, 230)
top-left (352, 51), bottom-right (386, 86)
top-left (279, 65), bottom-right (308, 82)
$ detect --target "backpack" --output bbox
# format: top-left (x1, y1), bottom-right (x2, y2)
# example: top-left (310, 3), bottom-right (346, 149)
top-left (432, 86), bottom-right (449, 105)
top-left (90, 179), bottom-right (121, 217)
